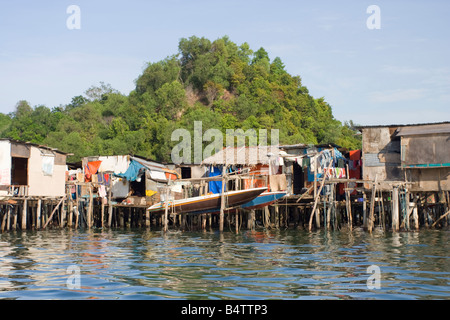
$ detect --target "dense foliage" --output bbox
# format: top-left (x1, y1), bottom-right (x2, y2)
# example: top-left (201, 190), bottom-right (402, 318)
top-left (0, 36), bottom-right (361, 163)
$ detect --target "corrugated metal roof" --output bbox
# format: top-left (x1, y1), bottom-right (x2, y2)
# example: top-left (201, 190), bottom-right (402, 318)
top-left (201, 146), bottom-right (282, 165)
top-left (356, 121), bottom-right (450, 130)
top-left (396, 123), bottom-right (450, 136)
top-left (0, 138), bottom-right (70, 155)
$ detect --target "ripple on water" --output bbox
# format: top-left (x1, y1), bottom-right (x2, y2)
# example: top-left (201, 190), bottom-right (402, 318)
top-left (0, 229), bottom-right (448, 300)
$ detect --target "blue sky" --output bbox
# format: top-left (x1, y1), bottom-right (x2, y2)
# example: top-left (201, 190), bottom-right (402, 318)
top-left (0, 0), bottom-right (449, 125)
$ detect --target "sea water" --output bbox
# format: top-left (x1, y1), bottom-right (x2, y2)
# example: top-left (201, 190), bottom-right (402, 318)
top-left (0, 227), bottom-right (448, 300)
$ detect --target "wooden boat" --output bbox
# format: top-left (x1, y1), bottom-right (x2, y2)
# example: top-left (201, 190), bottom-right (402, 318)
top-left (186, 191), bottom-right (286, 215)
top-left (240, 191), bottom-right (286, 210)
top-left (147, 187), bottom-right (267, 215)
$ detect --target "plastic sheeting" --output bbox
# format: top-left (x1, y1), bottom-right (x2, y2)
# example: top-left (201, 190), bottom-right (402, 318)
top-left (41, 155), bottom-right (54, 176)
top-left (115, 159), bottom-right (145, 182)
top-left (208, 166), bottom-right (225, 194)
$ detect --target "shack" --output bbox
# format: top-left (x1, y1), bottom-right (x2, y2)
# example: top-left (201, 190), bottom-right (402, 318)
top-left (200, 145), bottom-right (287, 193)
top-left (358, 121), bottom-right (450, 230)
top-left (0, 139), bottom-right (69, 231)
top-left (280, 143), bottom-right (349, 197)
top-left (63, 155), bottom-right (180, 229)
top-left (359, 122), bottom-right (450, 191)
top-left (0, 139), bottom-right (68, 199)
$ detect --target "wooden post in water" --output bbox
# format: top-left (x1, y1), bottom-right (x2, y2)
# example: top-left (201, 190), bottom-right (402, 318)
top-left (100, 198), bottom-right (105, 228)
top-left (164, 187), bottom-right (169, 233)
top-left (10, 204), bottom-right (13, 230)
top-left (209, 214), bottom-right (212, 230)
top-left (6, 204), bottom-right (11, 231)
top-left (250, 209), bottom-right (255, 230)
top-left (412, 195), bottom-right (419, 230)
top-left (346, 189), bottom-right (353, 231)
top-left (21, 199), bottom-right (27, 230)
top-left (346, 164), bottom-right (352, 231)
top-left (362, 191), bottom-right (367, 229)
top-left (42, 196), bottom-right (65, 229)
top-left (108, 186), bottom-right (113, 228)
top-left (1, 207), bottom-right (6, 232)
top-left (88, 185), bottom-right (93, 229)
top-left (61, 197), bottom-right (66, 228)
top-left (308, 160), bottom-right (332, 231)
top-left (219, 165), bottom-right (226, 233)
top-left (68, 197), bottom-right (73, 228)
top-left (392, 186), bottom-right (399, 231)
top-left (404, 190), bottom-right (411, 230)
top-left (368, 177), bottom-right (377, 233)
top-left (10, 205), bottom-right (15, 231)
top-left (326, 184), bottom-right (333, 230)
top-left (145, 208), bottom-right (150, 229)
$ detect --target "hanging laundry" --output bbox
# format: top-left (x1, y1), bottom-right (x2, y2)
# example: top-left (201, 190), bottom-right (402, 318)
top-left (310, 155), bottom-right (317, 172)
top-left (104, 173), bottom-right (110, 186)
top-left (85, 161), bottom-right (102, 182)
top-left (302, 157), bottom-right (310, 169)
top-left (208, 166), bottom-right (225, 194)
top-left (98, 185), bottom-right (107, 199)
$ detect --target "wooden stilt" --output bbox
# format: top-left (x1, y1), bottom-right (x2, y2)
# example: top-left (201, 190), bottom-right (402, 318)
top-left (202, 213), bottom-right (207, 230)
top-left (392, 187), bottom-right (399, 232)
top-left (431, 209), bottom-right (450, 228)
top-left (412, 202), bottom-right (419, 230)
top-left (12, 205), bottom-right (17, 230)
top-left (378, 189), bottom-right (386, 231)
top-left (68, 198), bottom-right (73, 228)
top-left (326, 185), bottom-right (333, 230)
top-left (74, 205), bottom-right (79, 229)
top-left (362, 191), bottom-right (367, 229)
top-left (405, 190), bottom-right (411, 230)
top-left (88, 186), bottom-right (93, 229)
top-left (21, 199), bottom-right (27, 230)
top-left (209, 214), bottom-right (212, 230)
top-left (219, 165), bottom-right (226, 233)
top-left (1, 208), bottom-right (6, 232)
top-left (42, 196), bottom-right (66, 229)
top-left (308, 160), bottom-right (333, 231)
top-left (146, 208), bottom-right (150, 229)
top-left (345, 164), bottom-right (352, 231)
top-left (107, 187), bottom-right (113, 228)
top-left (164, 188), bottom-right (169, 233)
top-left (368, 176), bottom-right (378, 233)
top-left (6, 205), bottom-right (11, 231)
top-left (250, 209), bottom-right (255, 230)
top-left (101, 199), bottom-right (105, 228)
top-left (346, 189), bottom-right (353, 231)
top-left (61, 197), bottom-right (66, 228)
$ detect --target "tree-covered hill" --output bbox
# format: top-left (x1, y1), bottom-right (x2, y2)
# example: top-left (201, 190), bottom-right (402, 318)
top-left (0, 36), bottom-right (361, 163)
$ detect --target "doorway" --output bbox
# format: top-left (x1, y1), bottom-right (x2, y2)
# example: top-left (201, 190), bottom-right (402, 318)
top-left (11, 157), bottom-right (28, 186)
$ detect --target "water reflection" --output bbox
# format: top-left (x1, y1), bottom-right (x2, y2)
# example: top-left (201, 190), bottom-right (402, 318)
top-left (0, 228), bottom-right (448, 300)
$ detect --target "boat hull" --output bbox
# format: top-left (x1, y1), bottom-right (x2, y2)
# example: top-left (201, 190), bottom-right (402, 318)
top-left (240, 191), bottom-right (286, 210)
top-left (148, 187), bottom-right (267, 215)
top-left (188, 191), bottom-right (286, 215)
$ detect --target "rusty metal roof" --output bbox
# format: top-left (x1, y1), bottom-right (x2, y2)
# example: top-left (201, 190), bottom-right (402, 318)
top-left (356, 121), bottom-right (450, 131)
top-left (395, 122), bottom-right (450, 136)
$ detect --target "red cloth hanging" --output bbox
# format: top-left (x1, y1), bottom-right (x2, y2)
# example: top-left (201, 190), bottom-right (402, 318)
top-left (85, 161), bottom-right (102, 182)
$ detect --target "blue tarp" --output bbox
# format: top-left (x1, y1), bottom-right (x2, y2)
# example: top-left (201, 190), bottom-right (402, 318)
top-left (115, 159), bottom-right (145, 182)
top-left (208, 166), bottom-right (226, 194)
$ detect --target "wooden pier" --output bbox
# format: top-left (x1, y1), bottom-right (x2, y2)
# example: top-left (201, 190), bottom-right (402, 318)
top-left (1, 180), bottom-right (448, 233)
